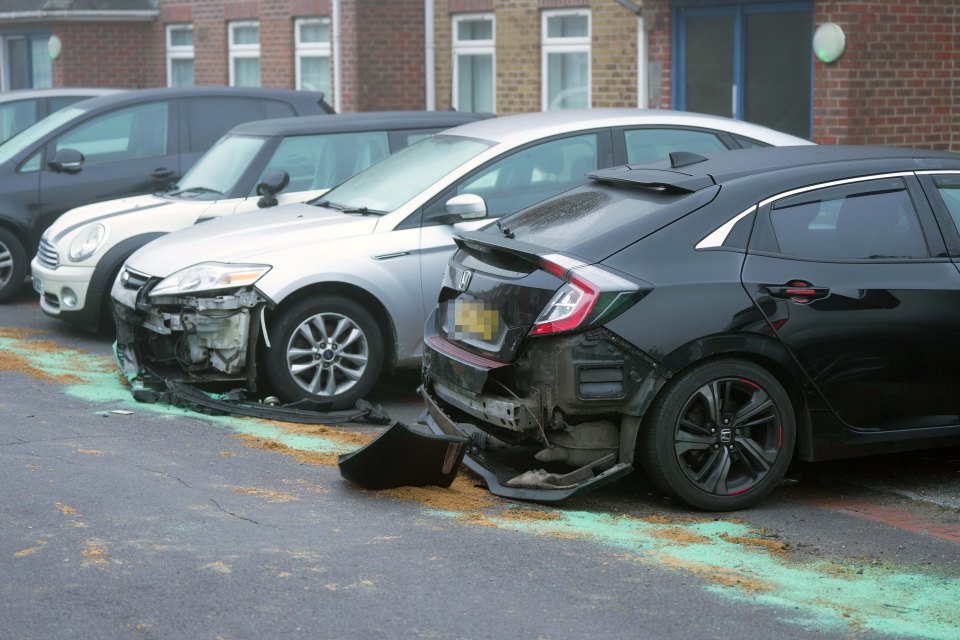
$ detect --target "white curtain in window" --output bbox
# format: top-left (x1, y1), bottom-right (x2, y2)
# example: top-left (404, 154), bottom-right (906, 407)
top-left (457, 54), bottom-right (493, 113)
top-left (546, 52), bottom-right (589, 110)
top-left (30, 37), bottom-right (52, 88)
top-left (171, 59), bottom-right (194, 86)
top-left (234, 58), bottom-right (260, 87)
top-left (300, 56), bottom-right (330, 94)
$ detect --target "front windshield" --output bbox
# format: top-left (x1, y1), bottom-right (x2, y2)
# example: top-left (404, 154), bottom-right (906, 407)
top-left (0, 106), bottom-right (86, 167)
top-left (319, 134), bottom-right (495, 213)
top-left (174, 134), bottom-right (267, 197)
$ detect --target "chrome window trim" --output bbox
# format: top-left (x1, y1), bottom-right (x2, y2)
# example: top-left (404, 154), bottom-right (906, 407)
top-left (916, 170), bottom-right (960, 176)
top-left (695, 206), bottom-right (756, 249)
top-left (696, 172), bottom-right (914, 249)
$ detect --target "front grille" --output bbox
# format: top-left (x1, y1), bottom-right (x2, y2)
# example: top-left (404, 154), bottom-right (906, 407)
top-left (43, 292), bottom-right (60, 309)
top-left (37, 238), bottom-right (59, 270)
top-left (120, 267), bottom-right (150, 292)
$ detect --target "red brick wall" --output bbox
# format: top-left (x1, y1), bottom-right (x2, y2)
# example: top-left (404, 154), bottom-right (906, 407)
top-left (47, 21), bottom-right (163, 88)
top-left (339, 0), bottom-right (425, 111)
top-left (814, 0), bottom-right (957, 149)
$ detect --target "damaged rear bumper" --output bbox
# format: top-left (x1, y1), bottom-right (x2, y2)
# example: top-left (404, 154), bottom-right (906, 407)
top-left (419, 385), bottom-right (633, 502)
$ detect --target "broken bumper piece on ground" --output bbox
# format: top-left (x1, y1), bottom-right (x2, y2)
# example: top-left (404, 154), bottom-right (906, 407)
top-left (418, 385), bottom-right (633, 502)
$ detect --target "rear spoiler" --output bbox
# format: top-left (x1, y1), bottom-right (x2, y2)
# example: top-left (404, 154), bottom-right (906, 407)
top-left (587, 166), bottom-right (715, 193)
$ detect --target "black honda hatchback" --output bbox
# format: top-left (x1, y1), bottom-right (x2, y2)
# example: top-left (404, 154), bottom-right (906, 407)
top-left (421, 145), bottom-right (960, 510)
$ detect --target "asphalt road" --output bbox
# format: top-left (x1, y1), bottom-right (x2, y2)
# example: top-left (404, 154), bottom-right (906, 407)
top-left (2, 289), bottom-right (959, 640)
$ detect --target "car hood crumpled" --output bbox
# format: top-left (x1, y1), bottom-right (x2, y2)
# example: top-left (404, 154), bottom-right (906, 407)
top-left (125, 203), bottom-right (379, 278)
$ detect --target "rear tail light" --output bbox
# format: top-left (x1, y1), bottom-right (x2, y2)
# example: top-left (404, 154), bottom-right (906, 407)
top-left (530, 254), bottom-right (648, 337)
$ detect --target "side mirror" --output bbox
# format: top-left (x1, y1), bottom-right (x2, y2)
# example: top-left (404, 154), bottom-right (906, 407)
top-left (445, 193), bottom-right (487, 221)
top-left (48, 148), bottom-right (85, 174)
top-left (256, 170), bottom-right (290, 208)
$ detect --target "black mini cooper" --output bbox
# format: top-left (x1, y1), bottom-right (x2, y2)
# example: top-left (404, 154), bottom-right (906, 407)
top-left (421, 145), bottom-right (960, 510)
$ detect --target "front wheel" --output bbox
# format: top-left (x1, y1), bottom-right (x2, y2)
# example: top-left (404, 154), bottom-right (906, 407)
top-left (641, 359), bottom-right (796, 511)
top-left (262, 295), bottom-right (385, 410)
top-left (0, 228), bottom-right (27, 304)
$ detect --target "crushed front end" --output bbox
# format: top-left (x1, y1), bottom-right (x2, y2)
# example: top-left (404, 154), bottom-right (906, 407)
top-left (112, 263), bottom-right (271, 399)
top-left (420, 234), bottom-right (669, 501)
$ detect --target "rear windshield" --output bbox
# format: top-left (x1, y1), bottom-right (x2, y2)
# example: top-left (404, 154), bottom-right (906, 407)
top-left (501, 184), bottom-right (687, 255)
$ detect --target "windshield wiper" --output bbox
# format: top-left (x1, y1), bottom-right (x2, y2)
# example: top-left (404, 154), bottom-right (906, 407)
top-left (167, 186), bottom-right (224, 197)
top-left (313, 200), bottom-right (385, 216)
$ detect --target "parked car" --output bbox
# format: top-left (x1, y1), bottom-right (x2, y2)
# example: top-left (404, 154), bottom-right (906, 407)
top-left (419, 145), bottom-right (960, 511)
top-left (0, 88), bottom-right (122, 144)
top-left (31, 110), bottom-right (489, 332)
top-left (0, 86), bottom-right (333, 303)
top-left (111, 109), bottom-right (810, 410)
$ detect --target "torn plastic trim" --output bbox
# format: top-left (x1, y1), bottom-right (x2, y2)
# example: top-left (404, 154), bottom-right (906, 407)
top-left (419, 385), bottom-right (633, 502)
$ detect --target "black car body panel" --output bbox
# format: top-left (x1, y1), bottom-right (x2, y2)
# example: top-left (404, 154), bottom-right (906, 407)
top-left (422, 145), bottom-right (960, 507)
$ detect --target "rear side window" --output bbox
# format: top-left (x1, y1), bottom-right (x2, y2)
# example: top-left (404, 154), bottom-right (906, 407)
top-left (767, 180), bottom-right (929, 260)
top-left (184, 97), bottom-right (263, 152)
top-left (54, 101), bottom-right (169, 166)
top-left (624, 128), bottom-right (728, 165)
top-left (933, 179), bottom-right (960, 234)
top-left (254, 130), bottom-right (390, 193)
top-left (0, 99), bottom-right (37, 142)
top-left (263, 100), bottom-right (296, 119)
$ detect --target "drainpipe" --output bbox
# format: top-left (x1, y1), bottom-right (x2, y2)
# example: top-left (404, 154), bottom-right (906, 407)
top-left (425, 0), bottom-right (436, 110)
top-left (332, 0), bottom-right (342, 113)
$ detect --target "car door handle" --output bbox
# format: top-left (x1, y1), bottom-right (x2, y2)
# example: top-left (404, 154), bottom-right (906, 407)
top-left (151, 168), bottom-right (175, 179)
top-left (764, 281), bottom-right (830, 304)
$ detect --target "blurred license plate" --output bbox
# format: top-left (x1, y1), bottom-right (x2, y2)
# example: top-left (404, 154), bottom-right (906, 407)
top-left (452, 300), bottom-right (501, 341)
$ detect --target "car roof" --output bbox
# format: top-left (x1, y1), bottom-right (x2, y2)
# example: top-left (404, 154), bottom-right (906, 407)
top-left (66, 86), bottom-right (331, 112)
top-left (441, 108), bottom-right (813, 147)
top-left (589, 145), bottom-right (960, 192)
top-left (228, 110), bottom-right (494, 136)
top-left (0, 87), bottom-right (122, 103)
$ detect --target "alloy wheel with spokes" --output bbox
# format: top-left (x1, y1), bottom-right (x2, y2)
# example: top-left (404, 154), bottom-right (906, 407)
top-left (263, 295), bottom-right (385, 409)
top-left (0, 228), bottom-right (27, 303)
top-left (642, 359), bottom-right (796, 511)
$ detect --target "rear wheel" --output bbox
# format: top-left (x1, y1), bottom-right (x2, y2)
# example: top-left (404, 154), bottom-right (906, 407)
top-left (262, 295), bottom-right (385, 410)
top-left (641, 359), bottom-right (795, 511)
top-left (0, 228), bottom-right (27, 303)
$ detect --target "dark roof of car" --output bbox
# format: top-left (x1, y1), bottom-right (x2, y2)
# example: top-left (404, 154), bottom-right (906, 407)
top-left (69, 86), bottom-right (331, 113)
top-left (228, 111), bottom-right (494, 136)
top-left (2, 0), bottom-right (155, 11)
top-left (590, 145), bottom-right (960, 192)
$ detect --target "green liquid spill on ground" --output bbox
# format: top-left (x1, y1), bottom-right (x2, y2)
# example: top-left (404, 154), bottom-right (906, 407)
top-left (6, 336), bottom-right (960, 639)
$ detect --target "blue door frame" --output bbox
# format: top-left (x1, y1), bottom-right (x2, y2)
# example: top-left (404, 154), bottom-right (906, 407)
top-left (673, 1), bottom-right (814, 138)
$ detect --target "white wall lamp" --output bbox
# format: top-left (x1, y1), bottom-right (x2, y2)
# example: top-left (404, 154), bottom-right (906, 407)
top-left (813, 23), bottom-right (845, 64)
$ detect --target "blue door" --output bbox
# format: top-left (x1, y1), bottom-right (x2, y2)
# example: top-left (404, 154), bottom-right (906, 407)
top-left (674, 2), bottom-right (813, 139)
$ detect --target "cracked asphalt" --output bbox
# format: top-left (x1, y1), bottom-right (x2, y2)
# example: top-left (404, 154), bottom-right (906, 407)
top-left (2, 290), bottom-right (959, 640)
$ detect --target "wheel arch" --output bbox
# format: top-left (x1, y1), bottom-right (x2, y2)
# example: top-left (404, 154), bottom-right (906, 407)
top-left (86, 232), bottom-right (168, 330)
top-left (265, 281), bottom-right (399, 372)
top-left (0, 216), bottom-right (31, 253)
top-left (656, 333), bottom-right (815, 461)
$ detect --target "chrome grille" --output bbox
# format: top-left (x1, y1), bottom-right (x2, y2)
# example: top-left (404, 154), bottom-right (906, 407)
top-left (37, 238), bottom-right (59, 270)
top-left (120, 267), bottom-right (150, 291)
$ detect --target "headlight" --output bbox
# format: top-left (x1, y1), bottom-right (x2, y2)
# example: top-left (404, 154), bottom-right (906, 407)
top-left (149, 262), bottom-right (271, 297)
top-left (68, 224), bottom-right (107, 262)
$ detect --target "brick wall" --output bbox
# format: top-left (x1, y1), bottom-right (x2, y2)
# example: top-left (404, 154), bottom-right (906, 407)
top-left (591, 1), bottom-right (638, 108)
top-left (352, 0), bottom-right (425, 111)
top-left (45, 21), bottom-right (162, 88)
top-left (491, 1), bottom-right (540, 113)
top-left (814, 0), bottom-right (957, 149)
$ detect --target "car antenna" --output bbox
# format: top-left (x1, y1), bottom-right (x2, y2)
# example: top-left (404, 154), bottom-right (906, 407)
top-left (669, 151), bottom-right (708, 168)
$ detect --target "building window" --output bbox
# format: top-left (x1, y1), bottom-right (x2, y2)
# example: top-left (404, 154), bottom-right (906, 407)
top-left (166, 25), bottom-right (194, 87)
top-left (541, 9), bottom-right (590, 111)
top-left (229, 21), bottom-right (260, 87)
top-left (452, 13), bottom-right (495, 113)
top-left (1, 34), bottom-right (52, 91)
top-left (295, 18), bottom-right (331, 95)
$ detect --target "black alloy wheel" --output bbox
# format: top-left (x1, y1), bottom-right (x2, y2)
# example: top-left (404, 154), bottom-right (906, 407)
top-left (641, 359), bottom-right (796, 511)
top-left (262, 295), bottom-right (385, 410)
top-left (0, 228), bottom-right (27, 303)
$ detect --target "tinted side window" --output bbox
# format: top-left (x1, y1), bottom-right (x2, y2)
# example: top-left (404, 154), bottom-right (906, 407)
top-left (184, 97), bottom-right (263, 152)
top-left (54, 102), bottom-right (169, 166)
top-left (934, 181), bottom-right (960, 234)
top-left (263, 100), bottom-right (296, 119)
top-left (48, 95), bottom-right (90, 112)
top-left (768, 184), bottom-right (929, 260)
top-left (731, 134), bottom-right (771, 149)
top-left (624, 128), bottom-right (728, 164)
top-left (454, 133), bottom-right (598, 217)
top-left (0, 99), bottom-right (38, 141)
top-left (255, 130), bottom-right (390, 193)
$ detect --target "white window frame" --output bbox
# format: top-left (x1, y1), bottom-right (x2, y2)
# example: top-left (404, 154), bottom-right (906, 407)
top-left (540, 8), bottom-right (591, 111)
top-left (228, 20), bottom-right (260, 87)
top-left (451, 13), bottom-right (495, 113)
top-left (294, 17), bottom-right (332, 92)
top-left (166, 24), bottom-right (194, 87)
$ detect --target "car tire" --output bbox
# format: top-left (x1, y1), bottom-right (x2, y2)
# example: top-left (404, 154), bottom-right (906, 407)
top-left (263, 295), bottom-right (385, 410)
top-left (640, 358), bottom-right (796, 511)
top-left (0, 228), bottom-right (27, 304)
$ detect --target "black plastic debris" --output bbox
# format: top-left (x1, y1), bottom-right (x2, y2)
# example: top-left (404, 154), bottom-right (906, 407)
top-left (338, 421), bottom-right (468, 489)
